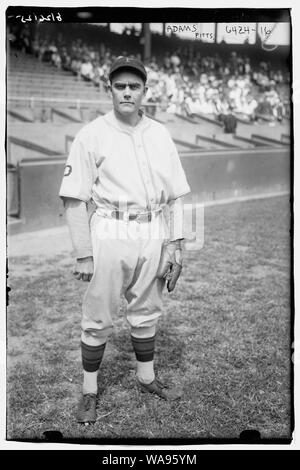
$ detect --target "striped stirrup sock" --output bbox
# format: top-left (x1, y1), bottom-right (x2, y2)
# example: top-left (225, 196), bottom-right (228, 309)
top-left (131, 334), bottom-right (155, 362)
top-left (81, 341), bottom-right (106, 372)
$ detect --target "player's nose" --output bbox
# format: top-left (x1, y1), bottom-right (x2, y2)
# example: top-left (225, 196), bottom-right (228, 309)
top-left (123, 90), bottom-right (132, 99)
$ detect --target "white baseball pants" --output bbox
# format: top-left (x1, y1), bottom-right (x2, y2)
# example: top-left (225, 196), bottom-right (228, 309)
top-left (81, 211), bottom-right (167, 341)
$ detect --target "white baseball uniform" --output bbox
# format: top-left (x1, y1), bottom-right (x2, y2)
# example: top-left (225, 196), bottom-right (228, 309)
top-left (59, 109), bottom-right (190, 340)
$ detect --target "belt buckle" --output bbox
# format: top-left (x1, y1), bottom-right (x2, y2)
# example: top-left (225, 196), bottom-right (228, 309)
top-left (128, 212), bottom-right (138, 221)
top-left (111, 210), bottom-right (120, 220)
top-left (136, 212), bottom-right (152, 223)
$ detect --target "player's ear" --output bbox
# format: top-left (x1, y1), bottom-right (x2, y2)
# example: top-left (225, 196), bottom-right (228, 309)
top-left (107, 82), bottom-right (112, 96)
top-left (143, 85), bottom-right (148, 96)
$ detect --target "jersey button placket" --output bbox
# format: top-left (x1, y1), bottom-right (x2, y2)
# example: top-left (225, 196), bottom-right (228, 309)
top-left (134, 134), bottom-right (150, 209)
top-left (137, 135), bottom-right (156, 209)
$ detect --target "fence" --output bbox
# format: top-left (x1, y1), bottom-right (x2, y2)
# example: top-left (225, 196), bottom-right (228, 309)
top-left (8, 147), bottom-right (290, 235)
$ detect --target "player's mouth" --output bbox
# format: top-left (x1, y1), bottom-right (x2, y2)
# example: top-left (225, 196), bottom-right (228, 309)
top-left (120, 102), bottom-right (134, 105)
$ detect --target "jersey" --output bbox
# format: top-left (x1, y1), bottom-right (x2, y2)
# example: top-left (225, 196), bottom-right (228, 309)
top-left (59, 110), bottom-right (190, 213)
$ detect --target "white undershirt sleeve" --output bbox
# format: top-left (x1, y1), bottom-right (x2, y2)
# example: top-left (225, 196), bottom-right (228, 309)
top-left (64, 198), bottom-right (93, 259)
top-left (168, 196), bottom-right (184, 241)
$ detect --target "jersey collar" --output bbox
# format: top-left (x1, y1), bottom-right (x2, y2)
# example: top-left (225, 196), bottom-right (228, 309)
top-left (104, 109), bottom-right (150, 134)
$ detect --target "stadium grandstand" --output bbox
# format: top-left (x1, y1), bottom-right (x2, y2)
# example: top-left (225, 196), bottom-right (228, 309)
top-left (6, 21), bottom-right (291, 234)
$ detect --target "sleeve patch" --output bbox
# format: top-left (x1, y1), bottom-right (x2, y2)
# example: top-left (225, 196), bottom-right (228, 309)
top-left (64, 165), bottom-right (72, 177)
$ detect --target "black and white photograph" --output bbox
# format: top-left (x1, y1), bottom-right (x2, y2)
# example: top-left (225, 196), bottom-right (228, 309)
top-left (3, 2), bottom-right (297, 450)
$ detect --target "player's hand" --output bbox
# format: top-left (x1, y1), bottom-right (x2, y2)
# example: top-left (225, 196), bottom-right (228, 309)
top-left (157, 240), bottom-right (183, 292)
top-left (73, 256), bottom-right (94, 282)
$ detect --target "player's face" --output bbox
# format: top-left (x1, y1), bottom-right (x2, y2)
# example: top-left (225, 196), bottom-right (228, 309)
top-left (110, 71), bottom-right (147, 119)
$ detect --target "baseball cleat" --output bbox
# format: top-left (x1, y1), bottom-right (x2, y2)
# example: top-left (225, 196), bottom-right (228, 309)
top-left (137, 377), bottom-right (183, 401)
top-left (76, 393), bottom-right (97, 424)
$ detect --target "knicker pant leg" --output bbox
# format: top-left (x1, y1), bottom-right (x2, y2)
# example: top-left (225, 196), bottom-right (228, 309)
top-left (125, 233), bottom-right (165, 331)
top-left (125, 230), bottom-right (165, 385)
top-left (81, 216), bottom-right (137, 343)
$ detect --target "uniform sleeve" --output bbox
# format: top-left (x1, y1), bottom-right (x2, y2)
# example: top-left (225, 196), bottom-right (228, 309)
top-left (168, 197), bottom-right (185, 241)
top-left (65, 199), bottom-right (93, 259)
top-left (59, 130), bottom-right (98, 202)
top-left (167, 132), bottom-right (191, 201)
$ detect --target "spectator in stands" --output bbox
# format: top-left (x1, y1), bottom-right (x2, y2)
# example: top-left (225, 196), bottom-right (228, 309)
top-left (213, 94), bottom-right (230, 116)
top-left (228, 51), bottom-right (239, 75)
top-left (91, 60), bottom-right (101, 88)
top-left (19, 24), bottom-right (31, 54)
top-left (48, 42), bottom-right (58, 61)
top-left (145, 62), bottom-right (160, 84)
top-left (235, 94), bottom-right (258, 121)
top-left (199, 72), bottom-right (209, 86)
top-left (80, 56), bottom-right (94, 81)
top-left (37, 39), bottom-right (48, 62)
top-left (164, 70), bottom-right (177, 99)
top-left (170, 50), bottom-right (181, 72)
top-left (255, 70), bottom-right (271, 91)
top-left (194, 82), bottom-right (206, 103)
top-left (60, 47), bottom-right (71, 71)
top-left (275, 99), bottom-right (286, 122)
top-left (264, 83), bottom-right (280, 108)
top-left (244, 57), bottom-right (252, 76)
top-left (218, 106), bottom-right (238, 134)
top-left (88, 47), bottom-right (96, 61)
top-left (184, 90), bottom-right (202, 116)
top-left (143, 86), bottom-right (158, 116)
top-left (223, 63), bottom-right (231, 78)
top-left (149, 55), bottom-right (158, 68)
top-left (51, 49), bottom-right (62, 69)
top-left (31, 35), bottom-right (40, 58)
top-left (91, 60), bottom-right (109, 92)
top-left (163, 52), bottom-right (172, 71)
top-left (70, 53), bottom-right (82, 79)
top-left (273, 69), bottom-right (284, 85)
top-left (12, 24), bottom-right (288, 126)
top-left (7, 24), bottom-right (18, 49)
top-left (255, 96), bottom-right (274, 121)
top-left (99, 57), bottom-right (111, 79)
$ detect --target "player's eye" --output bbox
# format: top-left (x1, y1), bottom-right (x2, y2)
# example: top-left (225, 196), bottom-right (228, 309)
top-left (113, 83), bottom-right (142, 91)
top-left (129, 84), bottom-right (141, 90)
top-left (114, 84), bottom-right (126, 90)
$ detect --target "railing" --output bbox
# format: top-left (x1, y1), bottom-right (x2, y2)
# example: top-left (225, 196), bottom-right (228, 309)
top-left (233, 134), bottom-right (270, 147)
top-left (251, 134), bottom-right (290, 146)
top-left (196, 134), bottom-right (241, 149)
top-left (7, 136), bottom-right (62, 163)
top-left (8, 96), bottom-right (111, 109)
top-left (50, 108), bottom-right (83, 123)
top-left (192, 113), bottom-right (223, 127)
top-left (8, 109), bottom-right (33, 122)
top-left (7, 96), bottom-right (160, 110)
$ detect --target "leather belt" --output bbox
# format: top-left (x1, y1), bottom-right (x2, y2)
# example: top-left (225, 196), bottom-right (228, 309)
top-left (96, 207), bottom-right (162, 223)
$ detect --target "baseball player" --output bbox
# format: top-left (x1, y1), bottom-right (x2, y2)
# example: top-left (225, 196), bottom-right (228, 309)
top-left (59, 56), bottom-right (191, 424)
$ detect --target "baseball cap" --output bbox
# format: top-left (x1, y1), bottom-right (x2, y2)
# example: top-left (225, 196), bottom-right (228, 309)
top-left (109, 56), bottom-right (147, 82)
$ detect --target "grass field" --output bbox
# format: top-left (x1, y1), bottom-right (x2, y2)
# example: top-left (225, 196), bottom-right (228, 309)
top-left (6, 195), bottom-right (292, 443)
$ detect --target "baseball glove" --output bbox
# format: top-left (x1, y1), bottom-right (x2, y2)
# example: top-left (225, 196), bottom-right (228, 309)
top-left (157, 240), bottom-right (183, 292)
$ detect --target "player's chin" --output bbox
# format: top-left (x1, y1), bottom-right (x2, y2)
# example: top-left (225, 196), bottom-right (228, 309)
top-left (119, 103), bottom-right (135, 110)
top-left (119, 108), bottom-right (137, 115)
